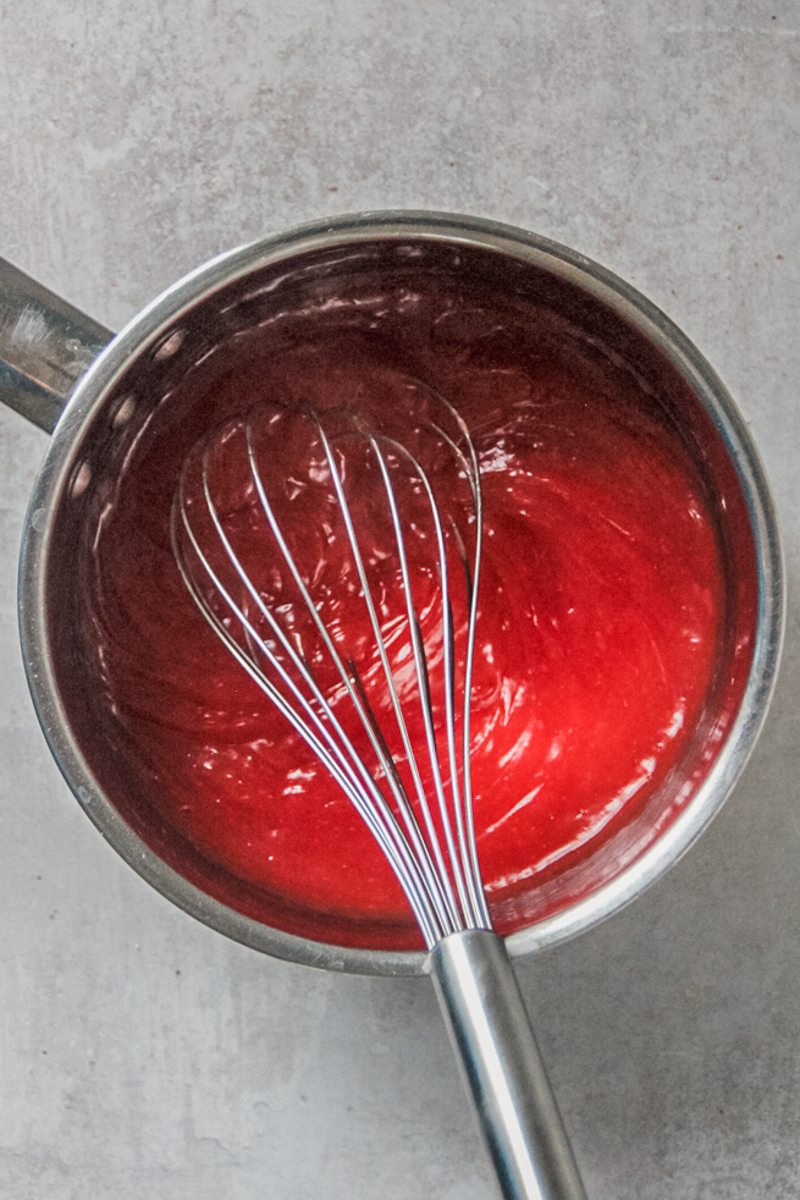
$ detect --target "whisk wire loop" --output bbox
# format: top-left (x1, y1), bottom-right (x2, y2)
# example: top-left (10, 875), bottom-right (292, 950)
top-left (435, 409), bottom-right (491, 929)
top-left (365, 430), bottom-right (480, 930)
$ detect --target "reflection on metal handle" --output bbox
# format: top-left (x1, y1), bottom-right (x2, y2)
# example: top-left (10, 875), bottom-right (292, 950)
top-left (430, 930), bottom-right (587, 1200)
top-left (0, 257), bottom-right (112, 433)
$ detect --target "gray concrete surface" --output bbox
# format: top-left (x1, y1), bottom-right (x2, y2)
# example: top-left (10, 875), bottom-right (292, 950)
top-left (1, 1), bottom-right (798, 1196)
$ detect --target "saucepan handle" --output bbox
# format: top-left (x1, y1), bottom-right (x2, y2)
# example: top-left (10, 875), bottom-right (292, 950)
top-left (0, 257), bottom-right (112, 434)
top-left (430, 930), bottom-right (587, 1200)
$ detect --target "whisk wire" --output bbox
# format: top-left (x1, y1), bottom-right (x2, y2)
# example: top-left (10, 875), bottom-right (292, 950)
top-left (367, 431), bottom-right (481, 930)
top-left (434, 409), bottom-right (492, 929)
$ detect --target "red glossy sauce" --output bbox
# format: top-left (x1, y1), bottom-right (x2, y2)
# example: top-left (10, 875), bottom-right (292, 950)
top-left (76, 271), bottom-right (745, 950)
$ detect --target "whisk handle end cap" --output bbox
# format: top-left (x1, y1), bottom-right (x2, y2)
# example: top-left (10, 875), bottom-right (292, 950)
top-left (430, 929), bottom-right (587, 1200)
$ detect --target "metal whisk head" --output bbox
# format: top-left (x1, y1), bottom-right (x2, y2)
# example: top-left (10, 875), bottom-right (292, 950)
top-left (171, 386), bottom-right (490, 948)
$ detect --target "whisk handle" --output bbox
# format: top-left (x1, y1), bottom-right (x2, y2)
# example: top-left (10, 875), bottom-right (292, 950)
top-left (430, 930), bottom-right (587, 1200)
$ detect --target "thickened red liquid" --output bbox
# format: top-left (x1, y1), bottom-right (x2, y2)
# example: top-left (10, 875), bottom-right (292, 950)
top-left (75, 267), bottom-right (749, 951)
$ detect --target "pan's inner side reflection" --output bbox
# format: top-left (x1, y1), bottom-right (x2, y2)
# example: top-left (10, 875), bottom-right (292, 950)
top-left (74, 262), bottom-right (750, 950)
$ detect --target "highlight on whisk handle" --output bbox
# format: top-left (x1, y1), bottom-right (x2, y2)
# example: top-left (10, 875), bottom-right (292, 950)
top-left (429, 930), bottom-right (587, 1200)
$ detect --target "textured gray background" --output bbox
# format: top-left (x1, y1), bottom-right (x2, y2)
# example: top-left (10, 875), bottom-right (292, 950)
top-left (1, 1), bottom-right (798, 1197)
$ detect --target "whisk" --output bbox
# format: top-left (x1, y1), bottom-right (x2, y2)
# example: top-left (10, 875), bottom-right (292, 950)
top-left (171, 384), bottom-right (587, 1200)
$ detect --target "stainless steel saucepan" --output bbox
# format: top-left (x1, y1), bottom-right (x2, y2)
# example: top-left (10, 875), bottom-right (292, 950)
top-left (0, 212), bottom-right (784, 1197)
